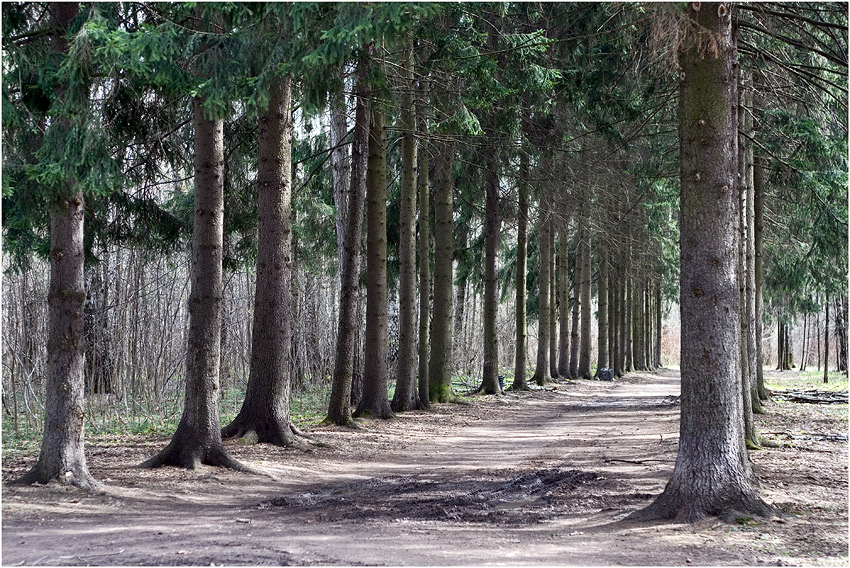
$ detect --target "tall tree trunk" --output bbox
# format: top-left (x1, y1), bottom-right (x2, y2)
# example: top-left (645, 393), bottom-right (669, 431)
top-left (142, 99), bottom-right (245, 471)
top-left (608, 261), bottom-right (617, 369)
top-left (577, 225), bottom-right (592, 380)
top-left (549, 227), bottom-right (559, 379)
top-left (654, 278), bottom-right (662, 368)
top-left (15, 2), bottom-right (97, 490)
top-left (624, 267), bottom-right (633, 372)
top-left (617, 266), bottom-right (628, 376)
top-left (354, 99), bottom-right (393, 419)
top-left (221, 75), bottom-right (296, 445)
top-left (824, 296), bottom-right (830, 383)
top-left (632, 2), bottom-right (772, 522)
top-left (596, 246), bottom-right (609, 375)
top-left (429, 136), bottom-right (456, 402)
top-left (557, 226), bottom-right (570, 377)
top-left (327, 50), bottom-right (371, 426)
top-left (512, 146), bottom-right (529, 390)
top-left (453, 226), bottom-right (468, 365)
top-left (835, 296), bottom-right (847, 376)
top-left (330, 70), bottom-right (351, 282)
top-left (532, 173), bottom-right (552, 386)
top-left (417, 80), bottom-right (432, 407)
top-left (801, 312), bottom-right (809, 372)
top-left (479, 141), bottom-right (501, 394)
top-left (569, 241), bottom-right (581, 379)
top-left (392, 37), bottom-right (421, 411)
top-left (753, 156), bottom-right (768, 398)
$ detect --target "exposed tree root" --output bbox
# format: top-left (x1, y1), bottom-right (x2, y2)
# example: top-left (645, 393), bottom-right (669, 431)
top-left (507, 382), bottom-right (532, 392)
top-left (12, 463), bottom-right (99, 491)
top-left (627, 484), bottom-right (776, 524)
top-left (139, 439), bottom-right (269, 478)
top-left (320, 414), bottom-right (360, 429)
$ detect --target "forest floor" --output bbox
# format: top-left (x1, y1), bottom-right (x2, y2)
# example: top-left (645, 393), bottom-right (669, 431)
top-left (2, 368), bottom-right (848, 566)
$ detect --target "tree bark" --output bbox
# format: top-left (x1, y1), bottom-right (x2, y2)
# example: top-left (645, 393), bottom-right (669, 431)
top-left (531, 168), bottom-right (552, 386)
top-left (14, 1), bottom-right (98, 490)
top-left (549, 226), bottom-right (559, 379)
top-left (392, 37), bottom-right (422, 411)
top-left (327, 50), bottom-right (371, 426)
top-left (429, 136), bottom-right (456, 402)
top-left (330, 69), bottom-right (351, 284)
top-left (557, 226), bottom-right (570, 377)
top-left (824, 295), bottom-right (830, 383)
top-left (596, 245), bottom-right (609, 374)
top-left (221, 76), bottom-right (296, 445)
top-left (569, 240), bottom-right (581, 379)
top-left (632, 2), bottom-right (772, 522)
top-left (577, 224), bottom-right (592, 380)
top-left (654, 278), bottom-right (662, 368)
top-left (141, 99), bottom-right (245, 471)
top-left (479, 142), bottom-right (501, 394)
top-left (354, 99), bottom-right (393, 420)
top-left (753, 156), bottom-right (768, 398)
top-left (417, 78), bottom-right (432, 407)
top-left (512, 146), bottom-right (529, 390)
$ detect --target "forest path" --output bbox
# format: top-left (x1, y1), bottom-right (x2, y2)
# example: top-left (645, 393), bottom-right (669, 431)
top-left (3, 368), bottom-right (847, 566)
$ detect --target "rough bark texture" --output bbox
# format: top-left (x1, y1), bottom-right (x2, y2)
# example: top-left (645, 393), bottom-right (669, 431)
top-left (354, 102), bottom-right (393, 420)
top-left (558, 227), bottom-right (570, 377)
top-left (479, 146), bottom-right (501, 394)
top-left (417, 81), bottom-right (431, 407)
top-left (632, 3), bottom-right (773, 523)
top-left (221, 76), bottom-right (295, 445)
top-left (549, 228), bottom-right (559, 379)
top-left (624, 267), bottom-right (634, 372)
top-left (532, 173), bottom-right (551, 386)
top-left (753, 156), bottom-right (768, 398)
top-left (654, 279), bottom-right (662, 368)
top-left (429, 137), bottom-right (455, 402)
top-left (142, 100), bottom-right (244, 471)
top-left (330, 71), bottom-right (351, 281)
top-left (617, 268), bottom-right (628, 376)
top-left (14, 1), bottom-right (98, 491)
top-left (392, 38), bottom-right (421, 411)
top-left (742, 82), bottom-right (760, 414)
top-left (512, 148), bottom-right (529, 391)
top-left (596, 246), bottom-right (609, 374)
top-left (577, 225), bottom-right (592, 380)
top-left (327, 52), bottom-right (370, 426)
top-left (824, 297), bottom-right (830, 383)
top-left (569, 242), bottom-right (581, 379)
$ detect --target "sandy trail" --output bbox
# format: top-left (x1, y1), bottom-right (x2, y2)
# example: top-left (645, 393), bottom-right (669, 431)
top-left (2, 368), bottom-right (847, 566)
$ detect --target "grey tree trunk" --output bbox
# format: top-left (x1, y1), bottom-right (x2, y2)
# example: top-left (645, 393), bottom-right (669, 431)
top-left (221, 76), bottom-right (296, 445)
top-left (142, 99), bottom-right (244, 471)
top-left (577, 226), bottom-right (592, 380)
top-left (596, 246), bottom-right (609, 374)
top-left (557, 227), bottom-right (570, 377)
top-left (429, 136), bottom-right (456, 402)
top-left (617, 267), bottom-right (628, 376)
top-left (417, 79), bottom-right (432, 407)
top-left (632, 2), bottom-right (772, 522)
top-left (327, 51), bottom-right (371, 426)
top-left (532, 176), bottom-right (551, 386)
top-left (330, 71), bottom-right (351, 281)
top-left (354, 101), bottom-right (393, 419)
top-left (753, 156), bottom-right (768, 399)
top-left (512, 147), bottom-right (530, 391)
top-left (84, 261), bottom-right (113, 395)
top-left (479, 146), bottom-right (501, 394)
top-left (392, 38), bottom-right (421, 411)
top-left (549, 227), bottom-right (559, 379)
top-left (15, 1), bottom-right (97, 490)
top-left (824, 296), bottom-right (830, 383)
top-left (569, 241), bottom-right (581, 379)
top-left (624, 268), bottom-right (633, 372)
top-left (654, 280), bottom-right (662, 368)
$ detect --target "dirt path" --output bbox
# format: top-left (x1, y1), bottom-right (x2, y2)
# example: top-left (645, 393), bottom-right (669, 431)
top-left (2, 369), bottom-right (847, 566)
